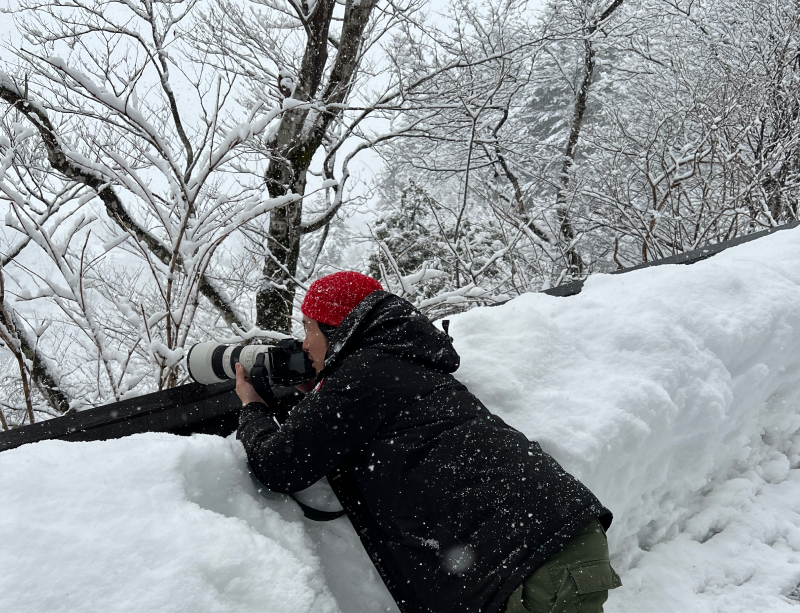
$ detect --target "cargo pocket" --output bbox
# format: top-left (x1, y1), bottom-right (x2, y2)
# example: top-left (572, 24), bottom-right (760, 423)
top-left (568, 561), bottom-right (622, 613)
top-left (570, 560), bottom-right (622, 592)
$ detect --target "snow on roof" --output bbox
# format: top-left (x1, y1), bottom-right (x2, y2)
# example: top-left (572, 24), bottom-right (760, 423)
top-left (3, 227), bottom-right (800, 612)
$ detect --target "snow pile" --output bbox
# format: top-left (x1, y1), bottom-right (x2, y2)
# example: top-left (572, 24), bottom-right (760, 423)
top-left (0, 434), bottom-right (342, 613)
top-left (454, 227), bottom-right (800, 611)
top-left (3, 228), bottom-right (800, 612)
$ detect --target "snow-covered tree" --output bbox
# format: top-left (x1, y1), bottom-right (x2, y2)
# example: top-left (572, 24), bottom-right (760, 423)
top-left (2, 0), bottom-right (799, 426)
top-left (0, 0), bottom-right (431, 416)
top-left (372, 0), bottom-right (800, 294)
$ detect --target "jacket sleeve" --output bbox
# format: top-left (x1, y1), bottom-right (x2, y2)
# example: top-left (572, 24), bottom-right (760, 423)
top-left (237, 347), bottom-right (437, 493)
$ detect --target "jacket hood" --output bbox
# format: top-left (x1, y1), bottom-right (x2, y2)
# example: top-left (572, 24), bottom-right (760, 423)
top-left (320, 291), bottom-right (460, 376)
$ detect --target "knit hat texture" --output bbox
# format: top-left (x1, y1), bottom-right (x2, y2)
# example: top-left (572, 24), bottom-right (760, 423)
top-left (301, 271), bottom-right (383, 327)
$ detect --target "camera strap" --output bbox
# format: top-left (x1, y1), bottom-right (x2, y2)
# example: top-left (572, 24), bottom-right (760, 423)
top-left (250, 472), bottom-right (346, 521)
top-left (442, 319), bottom-right (453, 342)
top-left (291, 496), bottom-right (347, 522)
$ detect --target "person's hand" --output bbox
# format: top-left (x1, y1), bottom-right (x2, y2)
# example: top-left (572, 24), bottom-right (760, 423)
top-left (295, 379), bottom-right (316, 394)
top-left (236, 363), bottom-right (267, 406)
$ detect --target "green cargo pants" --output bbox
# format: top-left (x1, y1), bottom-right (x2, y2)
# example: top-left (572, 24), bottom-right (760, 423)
top-left (503, 520), bottom-right (622, 613)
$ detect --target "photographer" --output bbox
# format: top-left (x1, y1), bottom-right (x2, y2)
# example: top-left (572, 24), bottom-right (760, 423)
top-left (235, 271), bottom-right (621, 613)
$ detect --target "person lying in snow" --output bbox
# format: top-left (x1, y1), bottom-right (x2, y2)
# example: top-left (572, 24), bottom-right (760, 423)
top-left (235, 271), bottom-right (621, 613)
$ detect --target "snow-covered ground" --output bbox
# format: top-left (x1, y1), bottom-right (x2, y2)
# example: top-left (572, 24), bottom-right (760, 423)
top-left (3, 228), bottom-right (800, 612)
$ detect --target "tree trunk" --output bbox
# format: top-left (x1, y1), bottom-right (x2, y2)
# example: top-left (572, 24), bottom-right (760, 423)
top-left (554, 0), bottom-right (623, 279)
top-left (554, 35), bottom-right (593, 278)
top-left (257, 161), bottom-right (307, 332)
top-left (255, 0), bottom-right (378, 332)
top-left (0, 281), bottom-right (71, 416)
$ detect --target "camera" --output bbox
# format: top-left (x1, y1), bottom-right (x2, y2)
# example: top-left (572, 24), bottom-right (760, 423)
top-left (186, 339), bottom-right (315, 393)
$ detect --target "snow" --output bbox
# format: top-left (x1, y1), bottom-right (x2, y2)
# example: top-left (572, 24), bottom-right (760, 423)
top-left (3, 227), bottom-right (800, 611)
top-left (452, 226), bottom-right (800, 611)
top-left (282, 97), bottom-right (310, 111)
top-left (0, 434), bottom-right (341, 613)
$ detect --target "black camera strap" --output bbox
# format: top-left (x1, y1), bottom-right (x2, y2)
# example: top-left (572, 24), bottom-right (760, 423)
top-left (291, 496), bottom-right (347, 522)
top-left (442, 319), bottom-right (453, 342)
top-left (250, 471), bottom-right (346, 521)
top-left (249, 355), bottom-right (273, 406)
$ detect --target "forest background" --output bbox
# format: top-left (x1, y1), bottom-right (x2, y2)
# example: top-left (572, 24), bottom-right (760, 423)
top-left (0, 0), bottom-right (797, 426)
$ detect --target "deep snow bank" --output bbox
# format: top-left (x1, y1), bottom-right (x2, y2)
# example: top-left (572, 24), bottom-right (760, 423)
top-left (3, 228), bottom-right (800, 612)
top-left (453, 227), bottom-right (800, 611)
top-left (0, 434), bottom-right (342, 613)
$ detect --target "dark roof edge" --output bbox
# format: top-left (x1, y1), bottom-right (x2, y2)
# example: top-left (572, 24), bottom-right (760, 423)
top-left (541, 221), bottom-right (800, 299)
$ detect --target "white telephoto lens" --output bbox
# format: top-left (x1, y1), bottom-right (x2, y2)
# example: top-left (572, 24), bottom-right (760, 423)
top-left (186, 342), bottom-right (227, 384)
top-left (221, 345), bottom-right (239, 379)
top-left (237, 345), bottom-right (269, 377)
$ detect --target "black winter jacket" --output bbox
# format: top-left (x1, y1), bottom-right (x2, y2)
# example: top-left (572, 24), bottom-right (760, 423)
top-left (237, 291), bottom-right (612, 613)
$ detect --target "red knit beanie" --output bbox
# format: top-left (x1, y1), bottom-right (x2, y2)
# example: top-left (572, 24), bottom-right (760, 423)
top-left (301, 271), bottom-right (383, 327)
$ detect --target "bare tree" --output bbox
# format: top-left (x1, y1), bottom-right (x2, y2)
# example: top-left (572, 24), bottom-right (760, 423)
top-left (0, 0), bottom-right (482, 408)
top-left (577, 0), bottom-right (800, 265)
top-left (0, 0), bottom-right (325, 396)
top-left (188, 0), bottom-right (432, 331)
top-left (0, 115), bottom-right (75, 419)
top-left (366, 0), bottom-right (590, 298)
top-left (369, 0), bottom-right (800, 299)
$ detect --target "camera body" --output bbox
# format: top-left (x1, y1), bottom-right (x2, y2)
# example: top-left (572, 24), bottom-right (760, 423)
top-left (186, 339), bottom-right (315, 392)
